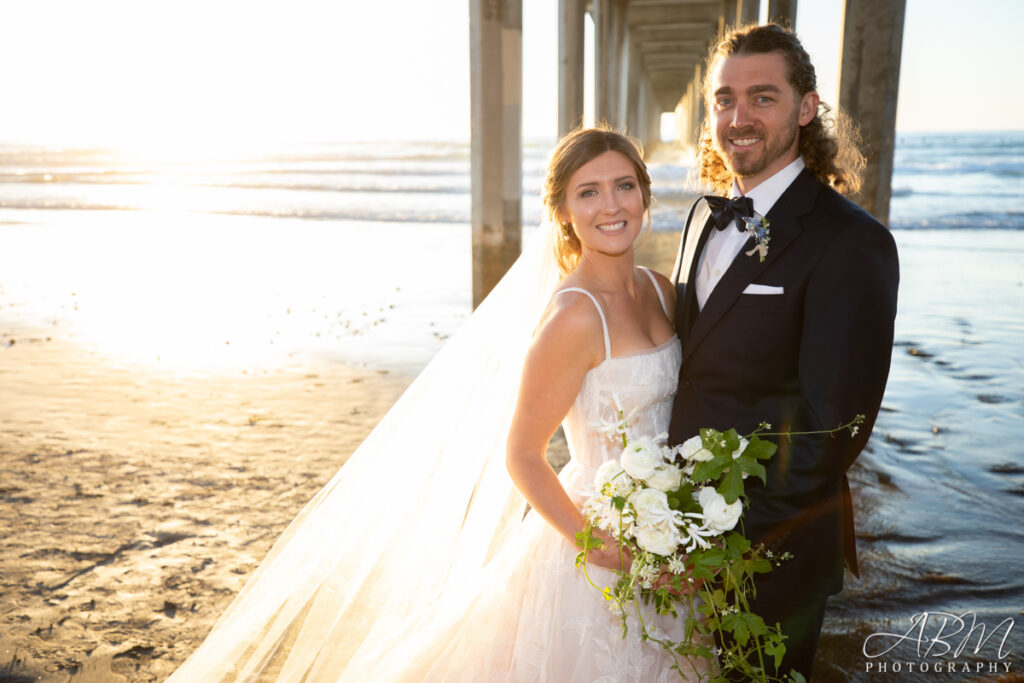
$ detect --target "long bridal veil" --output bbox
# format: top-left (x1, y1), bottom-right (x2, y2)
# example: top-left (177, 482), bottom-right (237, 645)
top-left (168, 223), bottom-right (561, 682)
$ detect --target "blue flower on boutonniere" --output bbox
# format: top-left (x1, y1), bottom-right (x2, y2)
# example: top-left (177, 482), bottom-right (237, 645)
top-left (741, 212), bottom-right (771, 263)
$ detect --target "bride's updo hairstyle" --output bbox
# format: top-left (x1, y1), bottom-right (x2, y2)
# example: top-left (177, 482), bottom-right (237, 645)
top-left (543, 124), bottom-right (652, 277)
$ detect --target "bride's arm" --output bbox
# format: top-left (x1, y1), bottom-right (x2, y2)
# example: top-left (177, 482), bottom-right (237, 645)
top-left (506, 294), bottom-right (628, 572)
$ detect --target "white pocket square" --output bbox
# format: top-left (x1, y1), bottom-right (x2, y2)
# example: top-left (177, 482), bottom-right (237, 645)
top-left (743, 284), bottom-right (784, 295)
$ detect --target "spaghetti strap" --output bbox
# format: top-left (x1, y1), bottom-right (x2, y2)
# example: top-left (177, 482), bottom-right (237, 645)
top-left (556, 287), bottom-right (611, 361)
top-left (640, 266), bottom-right (669, 318)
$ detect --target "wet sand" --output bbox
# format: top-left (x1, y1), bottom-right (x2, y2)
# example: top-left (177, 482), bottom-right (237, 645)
top-left (2, 228), bottom-right (1022, 682)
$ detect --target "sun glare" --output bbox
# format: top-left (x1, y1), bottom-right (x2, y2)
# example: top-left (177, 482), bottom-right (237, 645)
top-left (0, 1), bottom-right (473, 150)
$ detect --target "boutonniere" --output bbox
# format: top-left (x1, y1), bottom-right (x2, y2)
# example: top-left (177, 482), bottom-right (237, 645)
top-left (740, 212), bottom-right (771, 262)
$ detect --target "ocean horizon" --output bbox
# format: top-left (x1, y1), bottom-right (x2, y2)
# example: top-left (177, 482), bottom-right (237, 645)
top-left (1, 130), bottom-right (1021, 233)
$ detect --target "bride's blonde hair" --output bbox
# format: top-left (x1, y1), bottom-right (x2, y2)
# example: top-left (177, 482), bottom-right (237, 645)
top-left (543, 125), bottom-right (652, 277)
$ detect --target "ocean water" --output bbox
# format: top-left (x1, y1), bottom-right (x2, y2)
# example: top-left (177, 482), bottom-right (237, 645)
top-left (890, 131), bottom-right (1024, 230)
top-left (1, 130), bottom-right (1021, 231)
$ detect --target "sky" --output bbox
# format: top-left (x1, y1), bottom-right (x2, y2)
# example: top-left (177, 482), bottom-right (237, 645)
top-left (0, 0), bottom-right (1021, 147)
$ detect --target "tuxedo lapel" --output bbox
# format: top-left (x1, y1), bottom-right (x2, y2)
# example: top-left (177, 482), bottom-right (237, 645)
top-left (680, 170), bottom-right (821, 365)
top-left (677, 201), bottom-right (714, 332)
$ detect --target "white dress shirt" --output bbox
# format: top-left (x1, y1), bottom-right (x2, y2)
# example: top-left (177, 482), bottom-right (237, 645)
top-left (694, 157), bottom-right (806, 310)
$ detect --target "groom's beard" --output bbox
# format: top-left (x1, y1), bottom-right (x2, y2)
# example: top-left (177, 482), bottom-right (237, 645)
top-left (717, 112), bottom-right (800, 180)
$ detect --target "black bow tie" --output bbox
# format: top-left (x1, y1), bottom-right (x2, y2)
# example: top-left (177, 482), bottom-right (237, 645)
top-left (704, 195), bottom-right (754, 232)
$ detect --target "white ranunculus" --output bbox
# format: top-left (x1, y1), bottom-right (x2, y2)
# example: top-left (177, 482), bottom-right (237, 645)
top-left (678, 434), bottom-right (713, 462)
top-left (646, 462), bottom-right (683, 493)
top-left (698, 486), bottom-right (743, 533)
top-left (732, 437), bottom-right (750, 460)
top-left (629, 488), bottom-right (673, 527)
top-left (594, 460), bottom-right (633, 497)
top-left (635, 519), bottom-right (681, 556)
top-left (620, 436), bottom-right (662, 481)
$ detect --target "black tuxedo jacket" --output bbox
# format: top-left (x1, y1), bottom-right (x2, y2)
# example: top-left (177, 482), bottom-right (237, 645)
top-left (669, 169), bottom-right (899, 601)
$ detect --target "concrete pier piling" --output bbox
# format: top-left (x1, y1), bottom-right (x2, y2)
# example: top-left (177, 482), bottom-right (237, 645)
top-left (839, 0), bottom-right (907, 224)
top-left (470, 0), bottom-right (522, 308)
top-left (766, 0), bottom-right (798, 27)
top-left (558, 0), bottom-right (586, 137)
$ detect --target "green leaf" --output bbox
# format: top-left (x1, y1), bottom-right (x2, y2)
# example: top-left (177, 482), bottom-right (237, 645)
top-left (744, 434), bottom-right (777, 460)
top-left (722, 612), bottom-right (750, 646)
top-left (691, 566), bottom-right (715, 581)
top-left (743, 612), bottom-right (768, 638)
top-left (725, 532), bottom-right (751, 555)
top-left (764, 640), bottom-right (790, 671)
top-left (666, 482), bottom-right (695, 511)
top-left (725, 435), bottom-right (772, 488)
top-left (691, 548), bottom-right (726, 567)
top-left (575, 528), bottom-right (603, 552)
top-left (691, 453), bottom-right (732, 482)
top-left (722, 428), bottom-right (740, 454)
top-left (611, 495), bottom-right (627, 510)
top-left (739, 459), bottom-right (767, 485)
top-left (717, 463), bottom-right (745, 503)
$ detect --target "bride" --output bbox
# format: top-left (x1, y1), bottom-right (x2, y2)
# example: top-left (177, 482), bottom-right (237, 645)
top-left (168, 127), bottom-right (709, 681)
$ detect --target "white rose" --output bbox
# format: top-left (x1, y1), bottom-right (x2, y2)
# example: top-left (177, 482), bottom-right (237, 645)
top-left (732, 437), bottom-right (750, 459)
top-left (678, 435), bottom-right (713, 462)
top-left (594, 460), bottom-right (633, 497)
top-left (635, 520), bottom-right (681, 556)
top-left (646, 462), bottom-right (683, 493)
top-left (620, 436), bottom-right (661, 481)
top-left (629, 488), bottom-right (673, 527)
top-left (698, 486), bottom-right (743, 533)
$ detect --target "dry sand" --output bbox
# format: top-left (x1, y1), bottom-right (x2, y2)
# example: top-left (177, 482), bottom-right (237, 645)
top-left (0, 337), bottom-right (419, 682)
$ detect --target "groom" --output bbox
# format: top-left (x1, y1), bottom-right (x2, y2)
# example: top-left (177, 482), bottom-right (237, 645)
top-left (668, 24), bottom-right (899, 680)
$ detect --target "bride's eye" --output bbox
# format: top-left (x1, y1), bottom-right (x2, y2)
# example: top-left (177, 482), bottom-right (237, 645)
top-left (618, 182), bottom-right (636, 192)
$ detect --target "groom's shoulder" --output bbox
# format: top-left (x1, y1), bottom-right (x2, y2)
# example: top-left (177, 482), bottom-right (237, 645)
top-left (805, 181), bottom-right (893, 245)
top-left (801, 184), bottom-right (898, 273)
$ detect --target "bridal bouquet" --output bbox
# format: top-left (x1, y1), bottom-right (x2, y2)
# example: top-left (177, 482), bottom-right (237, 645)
top-left (576, 399), bottom-right (863, 682)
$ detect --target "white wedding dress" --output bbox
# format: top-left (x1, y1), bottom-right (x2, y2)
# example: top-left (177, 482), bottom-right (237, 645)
top-left (341, 275), bottom-right (706, 682)
top-left (168, 246), bottom-right (708, 681)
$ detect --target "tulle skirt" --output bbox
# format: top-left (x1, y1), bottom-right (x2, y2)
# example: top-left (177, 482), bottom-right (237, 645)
top-left (341, 461), bottom-right (711, 682)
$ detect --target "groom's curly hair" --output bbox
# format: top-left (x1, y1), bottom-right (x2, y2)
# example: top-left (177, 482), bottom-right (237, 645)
top-left (697, 23), bottom-right (865, 196)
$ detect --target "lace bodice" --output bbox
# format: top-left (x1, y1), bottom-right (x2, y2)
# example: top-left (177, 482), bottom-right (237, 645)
top-left (556, 269), bottom-right (682, 491)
